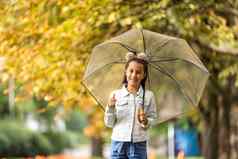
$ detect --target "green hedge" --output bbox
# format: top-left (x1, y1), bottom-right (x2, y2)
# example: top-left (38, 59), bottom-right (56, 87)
top-left (0, 120), bottom-right (75, 157)
top-left (43, 130), bottom-right (76, 154)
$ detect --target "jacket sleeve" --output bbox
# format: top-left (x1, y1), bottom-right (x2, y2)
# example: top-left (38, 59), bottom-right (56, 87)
top-left (104, 105), bottom-right (116, 128)
top-left (146, 92), bottom-right (158, 127)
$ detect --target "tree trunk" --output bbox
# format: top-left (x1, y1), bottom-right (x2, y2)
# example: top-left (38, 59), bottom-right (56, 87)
top-left (230, 107), bottom-right (238, 159)
top-left (202, 96), bottom-right (219, 159)
top-left (218, 76), bottom-right (235, 159)
top-left (202, 76), bottom-right (235, 159)
top-left (219, 96), bottom-right (231, 159)
top-left (91, 136), bottom-right (104, 158)
top-left (201, 81), bottom-right (219, 159)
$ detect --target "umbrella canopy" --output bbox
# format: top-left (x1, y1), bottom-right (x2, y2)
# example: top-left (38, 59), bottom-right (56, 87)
top-left (82, 29), bottom-right (209, 123)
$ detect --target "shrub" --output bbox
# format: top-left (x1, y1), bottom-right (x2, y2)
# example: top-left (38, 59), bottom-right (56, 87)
top-left (0, 120), bottom-right (52, 157)
top-left (43, 130), bottom-right (75, 154)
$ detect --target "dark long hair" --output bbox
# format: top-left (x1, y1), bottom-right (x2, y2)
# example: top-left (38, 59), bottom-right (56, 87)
top-left (122, 57), bottom-right (148, 108)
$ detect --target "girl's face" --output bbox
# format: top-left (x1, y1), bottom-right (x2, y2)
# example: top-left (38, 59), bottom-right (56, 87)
top-left (126, 61), bottom-right (145, 89)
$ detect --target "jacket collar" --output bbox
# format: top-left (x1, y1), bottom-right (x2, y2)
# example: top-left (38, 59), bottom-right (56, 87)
top-left (121, 84), bottom-right (144, 98)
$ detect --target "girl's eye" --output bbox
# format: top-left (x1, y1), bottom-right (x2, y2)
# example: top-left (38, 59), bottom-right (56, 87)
top-left (135, 70), bottom-right (141, 74)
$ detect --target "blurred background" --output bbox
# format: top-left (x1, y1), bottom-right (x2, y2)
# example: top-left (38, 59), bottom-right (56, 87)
top-left (0, 0), bottom-right (238, 159)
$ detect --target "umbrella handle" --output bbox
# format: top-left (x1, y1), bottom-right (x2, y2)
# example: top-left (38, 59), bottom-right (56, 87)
top-left (137, 107), bottom-right (147, 124)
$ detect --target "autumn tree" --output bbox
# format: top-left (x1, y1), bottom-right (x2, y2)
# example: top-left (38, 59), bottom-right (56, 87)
top-left (0, 0), bottom-right (238, 158)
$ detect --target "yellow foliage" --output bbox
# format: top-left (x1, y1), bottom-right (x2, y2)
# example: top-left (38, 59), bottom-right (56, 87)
top-left (0, 0), bottom-right (105, 110)
top-left (83, 106), bottom-right (107, 138)
top-left (1, 0), bottom-right (237, 140)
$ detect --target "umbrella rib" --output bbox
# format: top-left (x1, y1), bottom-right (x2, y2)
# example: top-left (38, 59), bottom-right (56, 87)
top-left (147, 39), bottom-right (171, 56)
top-left (150, 63), bottom-right (196, 106)
top-left (81, 81), bottom-right (105, 111)
top-left (151, 58), bottom-right (209, 74)
top-left (140, 29), bottom-right (146, 53)
top-left (157, 109), bottom-right (197, 124)
top-left (83, 61), bottom-right (125, 81)
top-left (151, 57), bottom-right (179, 62)
top-left (105, 41), bottom-right (137, 53)
top-left (147, 38), bottom-right (209, 74)
top-left (82, 61), bottom-right (125, 111)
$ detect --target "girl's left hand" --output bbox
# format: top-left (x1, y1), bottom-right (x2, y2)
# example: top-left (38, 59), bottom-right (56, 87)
top-left (140, 114), bottom-right (148, 126)
top-left (140, 115), bottom-right (149, 129)
top-left (138, 108), bottom-right (148, 126)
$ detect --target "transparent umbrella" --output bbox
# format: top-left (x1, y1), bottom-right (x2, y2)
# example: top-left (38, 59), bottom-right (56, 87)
top-left (82, 28), bottom-right (209, 123)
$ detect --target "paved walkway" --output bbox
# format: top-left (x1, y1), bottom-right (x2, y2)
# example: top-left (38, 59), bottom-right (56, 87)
top-left (63, 145), bottom-right (160, 159)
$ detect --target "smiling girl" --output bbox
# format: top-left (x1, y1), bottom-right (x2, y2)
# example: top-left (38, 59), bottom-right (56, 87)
top-left (104, 52), bottom-right (157, 159)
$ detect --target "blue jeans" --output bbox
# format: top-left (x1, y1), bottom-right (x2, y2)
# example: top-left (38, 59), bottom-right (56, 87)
top-left (111, 140), bottom-right (147, 159)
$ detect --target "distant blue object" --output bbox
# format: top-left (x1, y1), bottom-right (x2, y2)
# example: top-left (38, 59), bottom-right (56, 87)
top-left (175, 128), bottom-right (201, 156)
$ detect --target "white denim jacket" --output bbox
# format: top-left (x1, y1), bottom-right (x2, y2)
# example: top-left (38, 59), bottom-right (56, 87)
top-left (104, 85), bottom-right (157, 142)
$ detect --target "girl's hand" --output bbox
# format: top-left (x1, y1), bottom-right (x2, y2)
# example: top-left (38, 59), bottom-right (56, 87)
top-left (137, 108), bottom-right (148, 126)
top-left (108, 93), bottom-right (116, 107)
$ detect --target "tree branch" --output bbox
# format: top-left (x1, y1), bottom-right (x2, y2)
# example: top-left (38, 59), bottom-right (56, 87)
top-left (208, 44), bottom-right (238, 56)
top-left (215, 6), bottom-right (238, 17)
top-left (193, 39), bottom-right (238, 57)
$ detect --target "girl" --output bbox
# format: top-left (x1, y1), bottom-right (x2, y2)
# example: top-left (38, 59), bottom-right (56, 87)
top-left (104, 52), bottom-right (157, 159)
